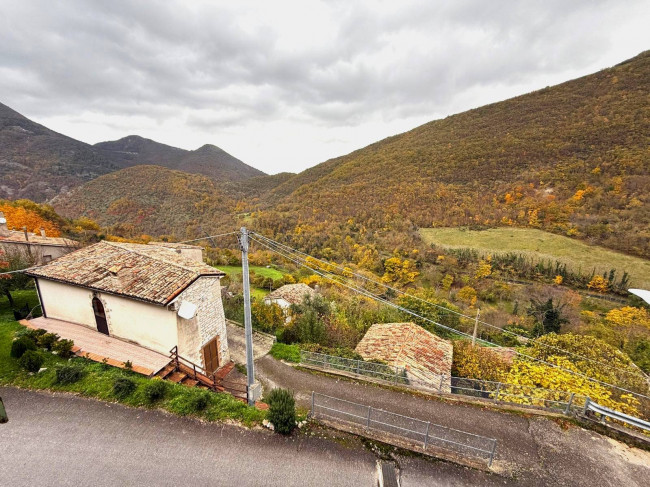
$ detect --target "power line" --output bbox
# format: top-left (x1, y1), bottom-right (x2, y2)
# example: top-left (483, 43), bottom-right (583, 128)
top-left (176, 231), bottom-right (239, 244)
top-left (249, 235), bottom-right (650, 402)
top-left (251, 232), bottom-right (646, 381)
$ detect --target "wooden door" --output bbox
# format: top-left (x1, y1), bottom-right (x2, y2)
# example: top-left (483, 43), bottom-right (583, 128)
top-left (202, 336), bottom-right (221, 374)
top-left (92, 297), bottom-right (109, 336)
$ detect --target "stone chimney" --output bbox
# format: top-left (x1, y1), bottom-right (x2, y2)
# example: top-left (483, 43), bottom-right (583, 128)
top-left (0, 212), bottom-right (9, 237)
top-left (40, 228), bottom-right (46, 237)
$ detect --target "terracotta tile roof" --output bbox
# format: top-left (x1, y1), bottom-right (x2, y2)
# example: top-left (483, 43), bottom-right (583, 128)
top-left (265, 283), bottom-right (316, 305)
top-left (148, 242), bottom-right (203, 250)
top-left (355, 322), bottom-right (453, 383)
top-left (0, 230), bottom-right (77, 247)
top-left (26, 241), bottom-right (224, 305)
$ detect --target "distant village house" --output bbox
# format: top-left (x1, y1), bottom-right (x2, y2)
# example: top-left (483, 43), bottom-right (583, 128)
top-left (0, 211), bottom-right (77, 264)
top-left (26, 241), bottom-right (229, 373)
top-left (264, 283), bottom-right (317, 310)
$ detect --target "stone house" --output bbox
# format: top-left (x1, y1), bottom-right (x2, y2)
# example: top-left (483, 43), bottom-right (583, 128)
top-left (355, 322), bottom-right (453, 388)
top-left (0, 211), bottom-right (78, 264)
top-left (263, 283), bottom-right (317, 310)
top-left (26, 240), bottom-right (229, 373)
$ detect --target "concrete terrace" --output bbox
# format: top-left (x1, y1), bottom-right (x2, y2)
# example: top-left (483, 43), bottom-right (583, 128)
top-left (22, 317), bottom-right (171, 375)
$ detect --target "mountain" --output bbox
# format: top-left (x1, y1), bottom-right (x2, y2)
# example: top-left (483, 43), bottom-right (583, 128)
top-left (0, 104), bottom-right (265, 202)
top-left (52, 165), bottom-right (237, 237)
top-left (52, 51), bottom-right (649, 258)
top-left (95, 136), bottom-right (265, 181)
top-left (257, 50), bottom-right (650, 258)
top-left (0, 102), bottom-right (119, 202)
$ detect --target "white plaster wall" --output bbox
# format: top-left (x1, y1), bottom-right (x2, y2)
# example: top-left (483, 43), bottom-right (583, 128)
top-left (264, 297), bottom-right (291, 309)
top-left (37, 278), bottom-right (178, 356)
top-left (103, 293), bottom-right (178, 355)
top-left (38, 279), bottom-right (96, 327)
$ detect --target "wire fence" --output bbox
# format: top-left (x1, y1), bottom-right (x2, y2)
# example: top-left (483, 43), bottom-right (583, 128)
top-left (310, 392), bottom-right (497, 467)
top-left (300, 350), bottom-right (588, 415)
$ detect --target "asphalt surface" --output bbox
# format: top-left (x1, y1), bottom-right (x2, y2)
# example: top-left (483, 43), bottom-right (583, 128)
top-left (0, 386), bottom-right (521, 486)
top-left (254, 355), bottom-right (650, 485)
top-left (0, 387), bottom-right (377, 487)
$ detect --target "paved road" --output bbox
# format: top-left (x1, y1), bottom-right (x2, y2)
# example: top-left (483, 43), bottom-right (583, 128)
top-left (0, 387), bottom-right (519, 486)
top-left (0, 387), bottom-right (378, 487)
top-left (255, 356), bottom-right (650, 486)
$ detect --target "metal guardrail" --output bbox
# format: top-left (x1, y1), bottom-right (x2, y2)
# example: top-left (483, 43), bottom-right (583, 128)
top-left (310, 392), bottom-right (497, 467)
top-left (300, 350), bottom-right (587, 415)
top-left (584, 398), bottom-right (650, 432)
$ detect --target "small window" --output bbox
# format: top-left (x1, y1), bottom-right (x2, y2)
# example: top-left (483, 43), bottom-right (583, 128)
top-left (42, 255), bottom-right (52, 263)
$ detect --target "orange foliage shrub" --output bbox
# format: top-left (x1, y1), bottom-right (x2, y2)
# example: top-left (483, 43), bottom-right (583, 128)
top-left (0, 204), bottom-right (61, 237)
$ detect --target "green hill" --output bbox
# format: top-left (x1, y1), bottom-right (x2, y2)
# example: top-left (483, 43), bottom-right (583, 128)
top-left (260, 51), bottom-right (650, 259)
top-left (51, 165), bottom-right (238, 238)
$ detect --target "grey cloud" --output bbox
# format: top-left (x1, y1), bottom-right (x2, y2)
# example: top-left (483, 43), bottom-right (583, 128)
top-left (0, 0), bottom-right (646, 156)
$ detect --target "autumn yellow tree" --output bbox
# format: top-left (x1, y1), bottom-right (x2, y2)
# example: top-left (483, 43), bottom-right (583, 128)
top-left (0, 203), bottom-right (61, 236)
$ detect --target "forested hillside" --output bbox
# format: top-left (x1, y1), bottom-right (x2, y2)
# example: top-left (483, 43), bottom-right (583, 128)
top-left (0, 102), bottom-right (119, 202)
top-left (52, 165), bottom-right (237, 238)
top-left (96, 136), bottom-right (265, 181)
top-left (258, 51), bottom-right (650, 258)
top-left (0, 105), bottom-right (264, 202)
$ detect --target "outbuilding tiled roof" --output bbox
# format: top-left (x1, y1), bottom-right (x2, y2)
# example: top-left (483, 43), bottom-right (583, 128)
top-left (26, 241), bottom-right (224, 305)
top-left (0, 230), bottom-right (77, 247)
top-left (265, 283), bottom-right (316, 305)
top-left (148, 241), bottom-right (203, 250)
top-left (355, 322), bottom-right (453, 383)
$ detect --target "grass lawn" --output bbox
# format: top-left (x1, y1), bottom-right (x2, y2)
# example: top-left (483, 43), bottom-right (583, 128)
top-left (0, 290), bottom-right (265, 425)
top-left (420, 227), bottom-right (650, 289)
top-left (217, 265), bottom-right (289, 298)
top-left (217, 265), bottom-right (287, 280)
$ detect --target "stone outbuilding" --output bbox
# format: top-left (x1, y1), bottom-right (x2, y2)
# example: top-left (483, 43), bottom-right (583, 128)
top-left (26, 241), bottom-right (229, 373)
top-left (355, 322), bottom-right (453, 388)
top-left (264, 283), bottom-right (317, 309)
top-left (0, 211), bottom-right (78, 264)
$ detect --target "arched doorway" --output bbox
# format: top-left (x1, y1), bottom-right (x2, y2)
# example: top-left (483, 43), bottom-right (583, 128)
top-left (92, 297), bottom-right (109, 336)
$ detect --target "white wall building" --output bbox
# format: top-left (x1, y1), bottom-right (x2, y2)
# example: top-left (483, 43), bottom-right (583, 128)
top-left (27, 241), bottom-right (229, 372)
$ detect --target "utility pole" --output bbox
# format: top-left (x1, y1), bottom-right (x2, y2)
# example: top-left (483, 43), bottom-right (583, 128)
top-left (472, 308), bottom-right (480, 346)
top-left (239, 227), bottom-right (259, 406)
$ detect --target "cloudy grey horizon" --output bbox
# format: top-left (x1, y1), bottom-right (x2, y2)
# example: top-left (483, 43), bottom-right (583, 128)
top-left (1, 0), bottom-right (648, 175)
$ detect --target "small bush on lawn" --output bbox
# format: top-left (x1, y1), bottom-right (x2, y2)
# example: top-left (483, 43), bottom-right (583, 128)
top-left (190, 390), bottom-right (212, 412)
top-left (55, 364), bottom-right (84, 384)
top-left (10, 336), bottom-right (37, 358)
top-left (37, 332), bottom-right (60, 351)
top-left (266, 388), bottom-right (296, 435)
top-left (143, 379), bottom-right (167, 403)
top-left (52, 339), bottom-right (74, 359)
top-left (112, 377), bottom-right (137, 399)
top-left (18, 350), bottom-right (44, 373)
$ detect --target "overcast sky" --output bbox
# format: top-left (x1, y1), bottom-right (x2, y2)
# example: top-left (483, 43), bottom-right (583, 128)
top-left (1, 1), bottom-right (648, 175)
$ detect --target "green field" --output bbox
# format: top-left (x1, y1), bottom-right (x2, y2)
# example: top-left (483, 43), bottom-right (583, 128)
top-left (216, 265), bottom-right (288, 299)
top-left (216, 265), bottom-right (285, 280)
top-left (420, 227), bottom-right (650, 289)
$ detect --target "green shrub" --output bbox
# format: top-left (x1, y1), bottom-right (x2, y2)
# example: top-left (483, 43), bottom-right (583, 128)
top-left (52, 339), bottom-right (74, 359)
top-left (143, 379), bottom-right (167, 403)
top-left (10, 336), bottom-right (37, 358)
top-left (37, 332), bottom-right (60, 351)
top-left (55, 365), bottom-right (84, 384)
top-left (269, 343), bottom-right (301, 363)
top-left (266, 388), bottom-right (296, 435)
top-left (190, 390), bottom-right (212, 412)
top-left (18, 350), bottom-right (44, 372)
top-left (112, 377), bottom-right (137, 399)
